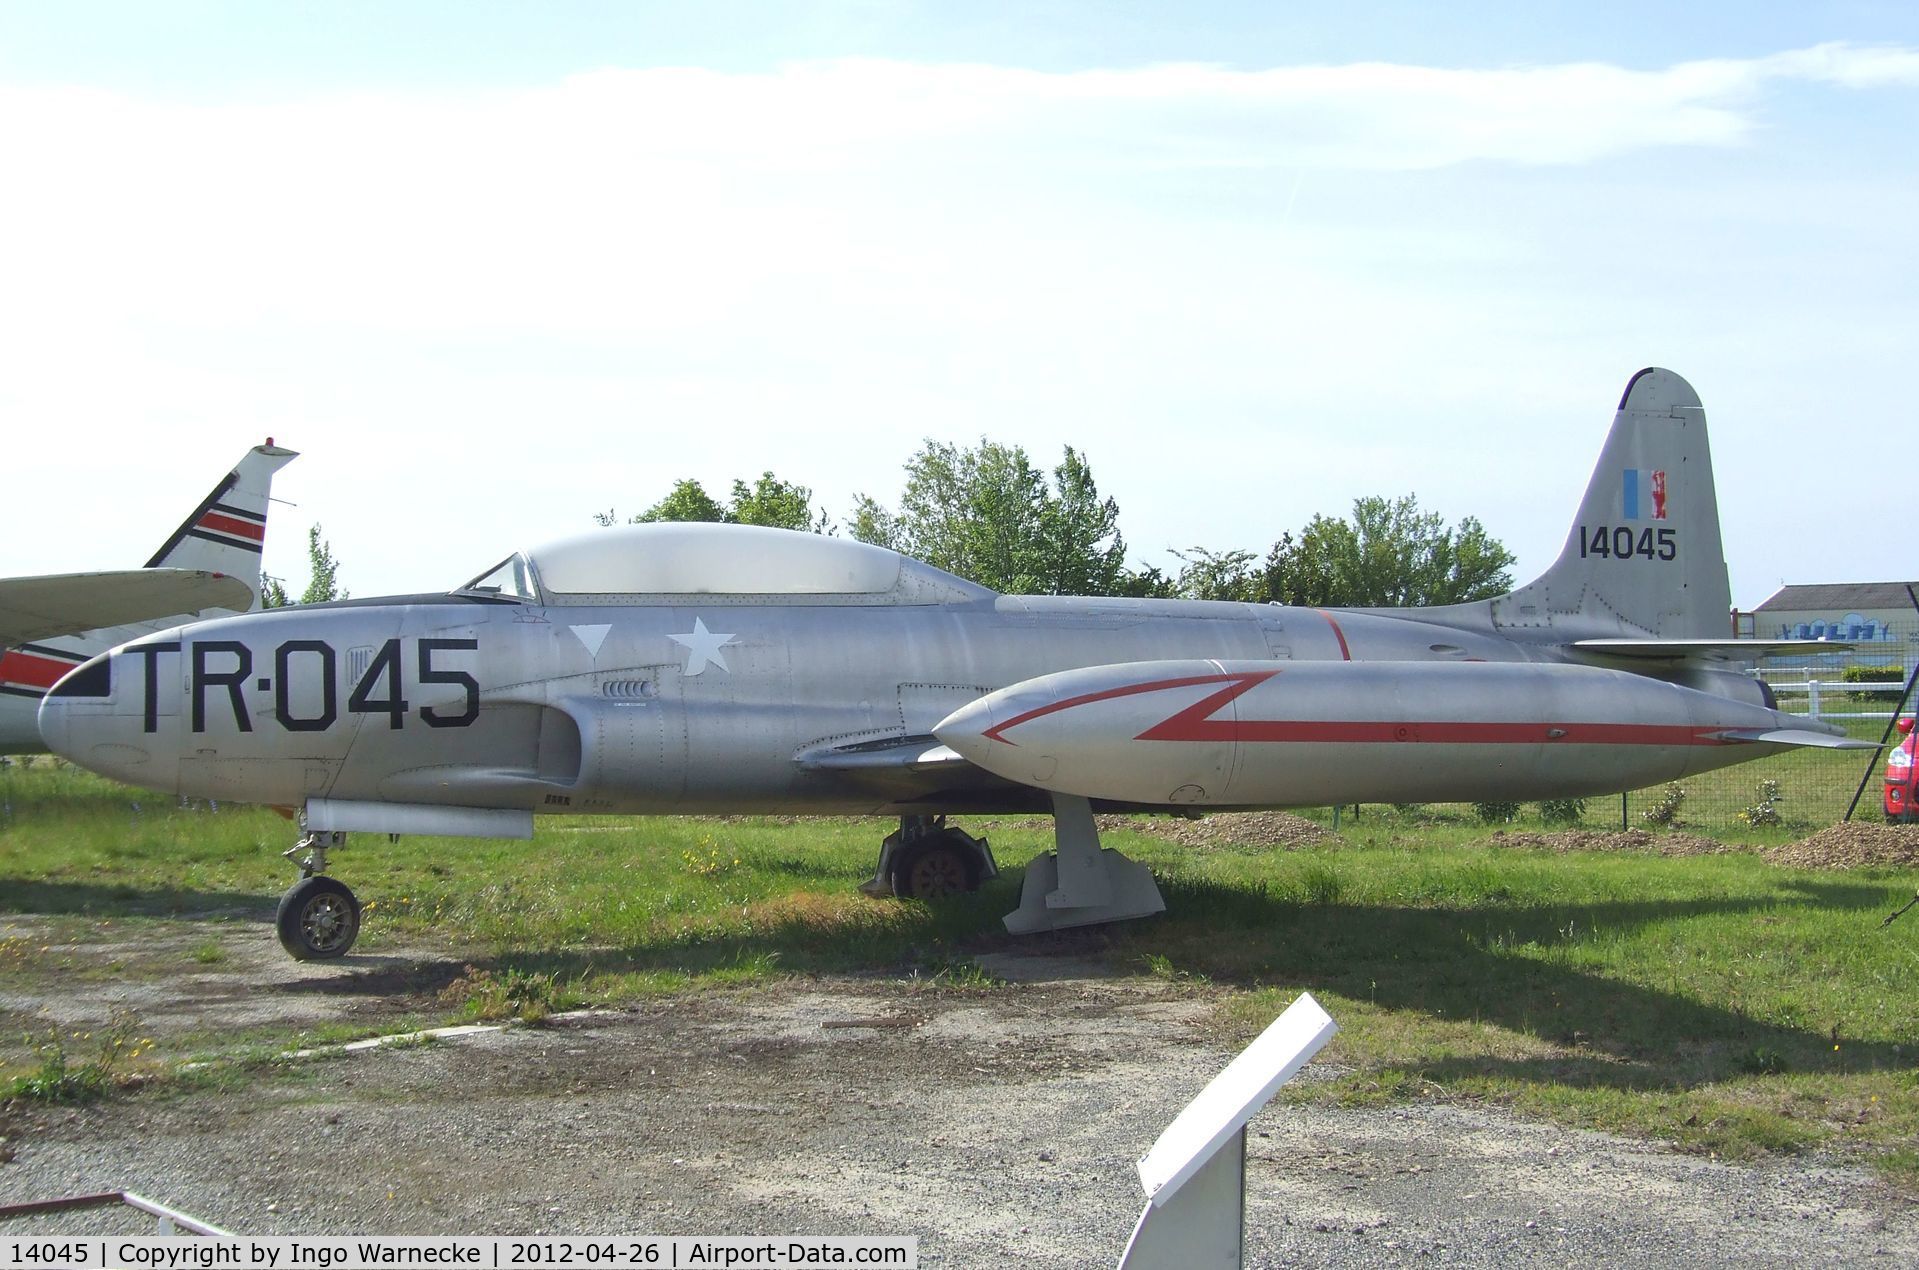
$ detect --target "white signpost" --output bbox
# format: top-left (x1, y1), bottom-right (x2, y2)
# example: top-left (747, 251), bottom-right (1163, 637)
top-left (1118, 992), bottom-right (1339, 1269)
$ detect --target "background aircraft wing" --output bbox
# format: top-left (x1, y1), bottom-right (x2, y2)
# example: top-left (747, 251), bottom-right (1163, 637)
top-left (0, 568), bottom-right (255, 645)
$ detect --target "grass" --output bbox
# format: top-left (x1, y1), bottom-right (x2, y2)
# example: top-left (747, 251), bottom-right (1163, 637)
top-left (1, 761), bottom-right (1916, 1185)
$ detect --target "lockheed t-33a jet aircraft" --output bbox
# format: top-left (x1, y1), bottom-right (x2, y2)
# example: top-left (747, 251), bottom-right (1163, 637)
top-left (39, 369), bottom-right (1862, 960)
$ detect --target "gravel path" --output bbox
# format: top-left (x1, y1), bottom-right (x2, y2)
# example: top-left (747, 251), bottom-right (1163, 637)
top-left (3, 946), bottom-right (1913, 1267)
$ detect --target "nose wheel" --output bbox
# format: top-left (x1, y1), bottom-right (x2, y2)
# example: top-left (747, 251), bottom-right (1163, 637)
top-left (276, 831), bottom-right (361, 960)
top-left (277, 875), bottom-right (362, 960)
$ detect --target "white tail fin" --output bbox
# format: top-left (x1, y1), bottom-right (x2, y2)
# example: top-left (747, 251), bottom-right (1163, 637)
top-left (145, 441), bottom-right (300, 605)
top-left (1491, 368), bottom-right (1731, 640)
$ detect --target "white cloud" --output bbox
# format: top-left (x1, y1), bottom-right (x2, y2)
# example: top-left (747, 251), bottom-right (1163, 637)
top-left (3, 43), bottom-right (1911, 341)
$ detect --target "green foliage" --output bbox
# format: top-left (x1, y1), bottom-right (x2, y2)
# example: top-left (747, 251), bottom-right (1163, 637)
top-left (5, 1009), bottom-right (144, 1105)
top-left (437, 964), bottom-right (574, 1024)
top-left (609, 472), bottom-right (830, 533)
top-left (1738, 779), bottom-right (1784, 828)
top-left (1537, 798), bottom-right (1587, 826)
top-left (1473, 801), bottom-right (1521, 825)
top-left (1265, 494), bottom-right (1516, 607)
top-left (1114, 564), bottom-right (1178, 598)
top-left (632, 478), bottom-right (727, 524)
top-left (730, 473), bottom-right (830, 532)
top-left (1642, 783), bottom-right (1687, 826)
top-left (1843, 663), bottom-right (1905, 703)
top-left (1299, 860), bottom-right (1345, 904)
top-left (262, 524), bottom-right (346, 608)
top-left (1170, 546), bottom-right (1262, 602)
top-left (852, 440), bottom-right (1127, 594)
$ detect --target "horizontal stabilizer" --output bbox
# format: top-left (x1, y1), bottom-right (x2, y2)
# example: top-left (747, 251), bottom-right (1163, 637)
top-left (0, 568), bottom-right (255, 646)
top-left (1709, 728), bottom-right (1878, 750)
top-left (1574, 638), bottom-right (1856, 661)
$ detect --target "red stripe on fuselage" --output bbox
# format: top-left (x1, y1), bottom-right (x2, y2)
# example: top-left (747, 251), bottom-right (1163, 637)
top-left (196, 511), bottom-right (265, 541)
top-left (0, 649), bottom-right (83, 691)
top-left (1314, 610), bottom-right (1353, 661)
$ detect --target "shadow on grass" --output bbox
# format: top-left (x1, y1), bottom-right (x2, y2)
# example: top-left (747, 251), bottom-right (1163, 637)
top-left (11, 858), bottom-right (1909, 1098)
top-left (1127, 871), bottom-right (1913, 1090)
top-left (0, 878), bottom-right (276, 919)
top-left (422, 867), bottom-right (1913, 1095)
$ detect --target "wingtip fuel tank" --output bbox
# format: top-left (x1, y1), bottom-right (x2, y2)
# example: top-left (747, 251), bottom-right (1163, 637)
top-left (934, 659), bottom-right (1856, 809)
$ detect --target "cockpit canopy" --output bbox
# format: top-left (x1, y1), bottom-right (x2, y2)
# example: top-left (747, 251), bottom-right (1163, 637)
top-left (456, 522), bottom-right (993, 606)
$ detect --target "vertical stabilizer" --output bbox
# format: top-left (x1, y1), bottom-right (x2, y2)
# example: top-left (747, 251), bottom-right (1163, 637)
top-left (1491, 368), bottom-right (1730, 640)
top-left (145, 441), bottom-right (300, 608)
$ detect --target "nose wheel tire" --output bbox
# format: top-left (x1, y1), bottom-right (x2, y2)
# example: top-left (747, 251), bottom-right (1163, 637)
top-left (276, 875), bottom-right (362, 960)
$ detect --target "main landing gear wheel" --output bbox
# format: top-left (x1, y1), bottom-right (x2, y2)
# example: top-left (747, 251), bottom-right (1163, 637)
top-left (860, 815), bottom-right (998, 901)
top-left (277, 875), bottom-right (362, 960)
top-left (892, 838), bottom-right (977, 900)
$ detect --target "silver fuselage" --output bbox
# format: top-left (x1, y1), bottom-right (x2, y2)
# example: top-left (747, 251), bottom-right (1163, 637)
top-left (36, 589), bottom-right (1798, 817)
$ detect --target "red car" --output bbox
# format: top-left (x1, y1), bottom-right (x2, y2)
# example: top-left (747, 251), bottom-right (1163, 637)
top-left (1887, 717), bottom-right (1917, 822)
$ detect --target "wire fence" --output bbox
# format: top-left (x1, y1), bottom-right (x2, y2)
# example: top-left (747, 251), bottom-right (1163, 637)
top-left (1501, 624), bottom-right (1914, 833)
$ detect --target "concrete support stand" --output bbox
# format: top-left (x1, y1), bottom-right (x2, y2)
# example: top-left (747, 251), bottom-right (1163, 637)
top-left (1002, 793), bottom-right (1166, 934)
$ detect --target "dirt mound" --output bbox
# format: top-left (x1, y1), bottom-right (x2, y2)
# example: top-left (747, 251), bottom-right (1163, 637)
top-left (1765, 823), bottom-right (1919, 869)
top-left (1487, 828), bottom-right (1732, 856)
top-left (1124, 811), bottom-right (1331, 850)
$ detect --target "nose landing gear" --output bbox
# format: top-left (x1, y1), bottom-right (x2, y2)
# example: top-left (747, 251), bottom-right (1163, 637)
top-left (277, 831), bottom-right (361, 960)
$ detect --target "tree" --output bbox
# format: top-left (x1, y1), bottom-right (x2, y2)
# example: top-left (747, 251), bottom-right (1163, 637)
top-left (1113, 564), bottom-right (1177, 599)
top-left (852, 440), bottom-right (1127, 594)
top-left (262, 524), bottom-right (347, 608)
top-left (632, 479), bottom-right (728, 525)
top-left (1170, 546), bottom-right (1262, 602)
top-left (1040, 448), bottom-right (1128, 596)
top-left (730, 472), bottom-right (831, 533)
top-left (602, 472), bottom-right (830, 532)
top-left (1262, 495), bottom-right (1515, 607)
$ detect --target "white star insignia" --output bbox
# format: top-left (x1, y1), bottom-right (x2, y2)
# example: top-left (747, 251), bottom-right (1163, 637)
top-left (669, 616), bottom-right (739, 677)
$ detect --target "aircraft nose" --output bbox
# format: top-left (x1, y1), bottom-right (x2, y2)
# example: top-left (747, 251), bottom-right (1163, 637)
top-left (37, 648), bottom-right (162, 783)
top-left (37, 651), bottom-right (112, 756)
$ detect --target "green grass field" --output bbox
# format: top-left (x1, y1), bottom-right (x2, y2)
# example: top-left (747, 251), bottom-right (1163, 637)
top-left (3, 759), bottom-right (1916, 1185)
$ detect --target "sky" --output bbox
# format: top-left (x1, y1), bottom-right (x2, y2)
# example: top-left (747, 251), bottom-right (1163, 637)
top-left (3, 2), bottom-right (1916, 611)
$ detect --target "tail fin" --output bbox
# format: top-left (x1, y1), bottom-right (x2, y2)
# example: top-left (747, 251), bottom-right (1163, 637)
top-left (1491, 368), bottom-right (1730, 641)
top-left (145, 441), bottom-right (299, 609)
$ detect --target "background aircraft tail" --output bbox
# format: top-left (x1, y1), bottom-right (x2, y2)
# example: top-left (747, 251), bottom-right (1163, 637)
top-left (1487, 367), bottom-right (1732, 642)
top-left (0, 441), bottom-right (298, 750)
top-left (145, 440), bottom-right (300, 605)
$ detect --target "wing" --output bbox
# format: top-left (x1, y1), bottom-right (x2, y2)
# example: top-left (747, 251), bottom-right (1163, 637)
top-left (1573, 638), bottom-right (1855, 660)
top-left (0, 569), bottom-right (255, 646)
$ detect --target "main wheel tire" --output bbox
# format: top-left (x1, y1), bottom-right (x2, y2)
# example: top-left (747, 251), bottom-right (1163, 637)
top-left (892, 838), bottom-right (977, 900)
top-left (276, 875), bottom-right (361, 960)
